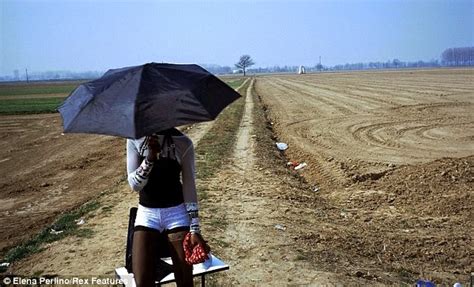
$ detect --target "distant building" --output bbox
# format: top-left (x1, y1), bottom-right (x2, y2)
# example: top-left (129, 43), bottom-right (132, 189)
top-left (13, 69), bottom-right (19, 80)
top-left (298, 65), bottom-right (305, 74)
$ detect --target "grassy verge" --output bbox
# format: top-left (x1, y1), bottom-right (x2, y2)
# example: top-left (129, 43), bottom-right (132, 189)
top-left (194, 79), bottom-right (248, 183)
top-left (226, 78), bottom-right (245, 90)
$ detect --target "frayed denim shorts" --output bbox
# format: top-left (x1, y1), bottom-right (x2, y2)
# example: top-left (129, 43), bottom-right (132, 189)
top-left (134, 203), bottom-right (190, 233)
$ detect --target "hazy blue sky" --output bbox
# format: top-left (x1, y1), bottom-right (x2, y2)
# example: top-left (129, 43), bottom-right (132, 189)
top-left (1, 0), bottom-right (473, 75)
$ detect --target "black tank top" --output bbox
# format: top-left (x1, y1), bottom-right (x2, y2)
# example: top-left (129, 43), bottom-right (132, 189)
top-left (139, 132), bottom-right (184, 208)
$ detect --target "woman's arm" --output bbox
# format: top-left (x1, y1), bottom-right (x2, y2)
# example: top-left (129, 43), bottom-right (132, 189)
top-left (126, 139), bottom-right (155, 192)
top-left (181, 139), bottom-right (200, 234)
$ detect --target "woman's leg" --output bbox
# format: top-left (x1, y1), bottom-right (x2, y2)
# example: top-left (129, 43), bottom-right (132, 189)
top-left (167, 228), bottom-right (193, 287)
top-left (132, 228), bottom-right (158, 287)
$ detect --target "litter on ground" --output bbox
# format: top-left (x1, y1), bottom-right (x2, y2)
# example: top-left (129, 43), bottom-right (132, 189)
top-left (274, 224), bottom-right (286, 231)
top-left (276, 142), bottom-right (288, 151)
top-left (294, 162), bottom-right (307, 170)
top-left (287, 161), bottom-right (299, 168)
top-left (50, 229), bottom-right (63, 235)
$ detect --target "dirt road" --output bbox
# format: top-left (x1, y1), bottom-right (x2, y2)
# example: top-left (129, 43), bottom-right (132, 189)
top-left (199, 79), bottom-right (373, 285)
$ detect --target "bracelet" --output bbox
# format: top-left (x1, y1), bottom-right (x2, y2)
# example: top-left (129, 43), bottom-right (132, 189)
top-left (185, 202), bottom-right (200, 234)
top-left (190, 217), bottom-right (201, 234)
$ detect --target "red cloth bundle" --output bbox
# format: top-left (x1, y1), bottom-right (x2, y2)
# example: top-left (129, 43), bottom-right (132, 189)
top-left (183, 232), bottom-right (209, 265)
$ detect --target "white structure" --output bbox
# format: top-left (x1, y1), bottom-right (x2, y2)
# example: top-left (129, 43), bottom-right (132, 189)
top-left (298, 65), bottom-right (306, 74)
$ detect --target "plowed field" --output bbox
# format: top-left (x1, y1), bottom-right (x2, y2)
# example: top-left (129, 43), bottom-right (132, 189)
top-left (256, 69), bottom-right (473, 185)
top-left (255, 68), bottom-right (473, 283)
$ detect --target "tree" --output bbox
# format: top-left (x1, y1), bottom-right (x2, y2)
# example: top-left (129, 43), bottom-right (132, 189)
top-left (235, 55), bottom-right (255, 76)
top-left (441, 47), bottom-right (474, 66)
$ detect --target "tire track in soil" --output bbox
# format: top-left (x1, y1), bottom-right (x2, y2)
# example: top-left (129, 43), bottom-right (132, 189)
top-left (201, 79), bottom-right (359, 286)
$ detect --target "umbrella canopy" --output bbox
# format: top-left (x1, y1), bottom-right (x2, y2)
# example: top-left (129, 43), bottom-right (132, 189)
top-left (58, 63), bottom-right (241, 139)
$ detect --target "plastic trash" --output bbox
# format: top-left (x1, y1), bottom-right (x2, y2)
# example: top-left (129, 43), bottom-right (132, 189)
top-left (50, 229), bottom-right (63, 235)
top-left (294, 162), bottom-right (307, 170)
top-left (276, 142), bottom-right (288, 151)
top-left (274, 224), bottom-right (286, 231)
top-left (453, 283), bottom-right (462, 287)
top-left (287, 161), bottom-right (299, 168)
top-left (76, 218), bottom-right (85, 225)
top-left (0, 262), bottom-right (10, 268)
top-left (416, 280), bottom-right (435, 287)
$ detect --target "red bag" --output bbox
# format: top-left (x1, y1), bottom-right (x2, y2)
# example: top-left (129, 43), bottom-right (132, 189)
top-left (183, 232), bottom-right (209, 265)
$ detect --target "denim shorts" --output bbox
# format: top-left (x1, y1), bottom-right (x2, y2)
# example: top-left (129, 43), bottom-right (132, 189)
top-left (134, 203), bottom-right (190, 233)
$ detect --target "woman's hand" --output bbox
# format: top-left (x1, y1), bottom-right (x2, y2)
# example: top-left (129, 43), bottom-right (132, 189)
top-left (146, 136), bottom-right (160, 161)
top-left (190, 233), bottom-right (211, 253)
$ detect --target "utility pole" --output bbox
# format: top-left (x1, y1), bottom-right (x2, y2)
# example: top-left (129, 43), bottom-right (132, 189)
top-left (25, 68), bottom-right (29, 83)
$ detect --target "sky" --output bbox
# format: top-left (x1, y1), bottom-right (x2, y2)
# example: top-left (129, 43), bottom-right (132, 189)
top-left (0, 0), bottom-right (473, 75)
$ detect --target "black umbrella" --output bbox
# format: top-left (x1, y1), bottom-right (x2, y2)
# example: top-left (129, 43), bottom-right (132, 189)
top-left (58, 63), bottom-right (241, 139)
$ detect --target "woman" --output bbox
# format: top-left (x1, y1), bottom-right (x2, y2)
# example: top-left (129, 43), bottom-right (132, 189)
top-left (126, 127), bottom-right (208, 287)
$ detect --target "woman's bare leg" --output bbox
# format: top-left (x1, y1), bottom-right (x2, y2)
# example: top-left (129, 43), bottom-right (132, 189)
top-left (167, 229), bottom-right (193, 287)
top-left (133, 229), bottom-right (158, 287)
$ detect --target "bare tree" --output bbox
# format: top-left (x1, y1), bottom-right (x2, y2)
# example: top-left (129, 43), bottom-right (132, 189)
top-left (235, 55), bottom-right (255, 76)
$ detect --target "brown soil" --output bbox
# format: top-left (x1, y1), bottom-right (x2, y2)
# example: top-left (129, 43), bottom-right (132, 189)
top-left (0, 113), bottom-right (124, 255)
top-left (2, 70), bottom-right (472, 286)
top-left (254, 68), bottom-right (473, 285)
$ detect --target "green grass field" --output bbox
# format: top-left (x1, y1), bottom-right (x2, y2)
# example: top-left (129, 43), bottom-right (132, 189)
top-left (0, 82), bottom-right (79, 115)
top-left (0, 78), bottom-right (243, 115)
top-left (0, 83), bottom-right (80, 97)
top-left (0, 98), bottom-right (66, 114)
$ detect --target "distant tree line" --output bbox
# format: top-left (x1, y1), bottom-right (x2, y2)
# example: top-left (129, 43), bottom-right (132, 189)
top-left (0, 70), bottom-right (103, 82)
top-left (330, 58), bottom-right (442, 71)
top-left (3, 47), bottom-right (472, 82)
top-left (441, 47), bottom-right (474, 66)
top-left (331, 46), bottom-right (474, 72)
top-left (201, 64), bottom-right (233, 75)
